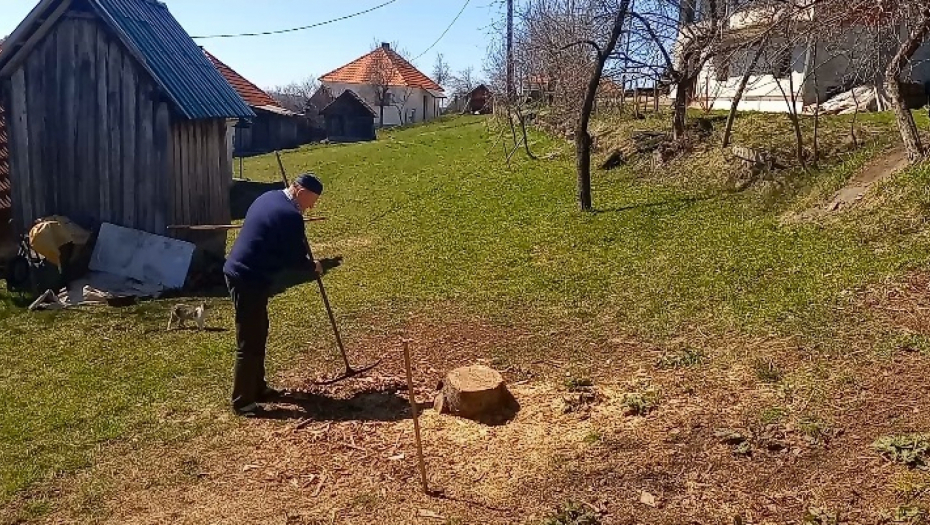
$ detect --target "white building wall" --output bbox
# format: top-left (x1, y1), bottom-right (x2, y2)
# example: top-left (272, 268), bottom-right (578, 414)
top-left (320, 81), bottom-right (442, 126)
top-left (684, 14), bottom-right (930, 113)
top-left (692, 43), bottom-right (810, 113)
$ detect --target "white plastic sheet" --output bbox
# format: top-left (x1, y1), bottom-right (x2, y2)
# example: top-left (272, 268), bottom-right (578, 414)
top-left (89, 223), bottom-right (195, 290)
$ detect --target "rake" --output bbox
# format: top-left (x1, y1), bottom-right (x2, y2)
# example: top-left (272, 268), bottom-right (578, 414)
top-left (311, 272), bottom-right (382, 385)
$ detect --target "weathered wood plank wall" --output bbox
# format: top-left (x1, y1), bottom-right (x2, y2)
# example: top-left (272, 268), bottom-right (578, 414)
top-left (168, 119), bottom-right (230, 254)
top-left (0, 91), bottom-right (13, 245)
top-left (8, 13), bottom-right (169, 233)
top-left (5, 9), bottom-right (231, 256)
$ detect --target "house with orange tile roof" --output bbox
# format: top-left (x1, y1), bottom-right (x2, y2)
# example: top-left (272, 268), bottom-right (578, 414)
top-left (204, 49), bottom-right (318, 156)
top-left (320, 43), bottom-right (445, 127)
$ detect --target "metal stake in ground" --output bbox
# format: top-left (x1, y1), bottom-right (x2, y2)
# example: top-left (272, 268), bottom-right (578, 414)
top-left (402, 339), bottom-right (430, 495)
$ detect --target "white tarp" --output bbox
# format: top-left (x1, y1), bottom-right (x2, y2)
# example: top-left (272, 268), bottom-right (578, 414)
top-left (89, 223), bottom-right (195, 291)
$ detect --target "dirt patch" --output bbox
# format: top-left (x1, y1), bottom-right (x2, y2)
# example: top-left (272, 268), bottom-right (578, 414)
top-left (826, 147), bottom-right (909, 211)
top-left (791, 147), bottom-right (910, 223)
top-left (16, 303), bottom-right (930, 524)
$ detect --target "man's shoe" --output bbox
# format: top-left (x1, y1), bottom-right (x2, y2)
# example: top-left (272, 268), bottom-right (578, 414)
top-left (233, 402), bottom-right (264, 418)
top-left (258, 386), bottom-right (283, 402)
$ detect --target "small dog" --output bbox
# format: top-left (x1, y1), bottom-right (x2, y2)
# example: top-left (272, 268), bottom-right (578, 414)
top-left (167, 302), bottom-right (208, 331)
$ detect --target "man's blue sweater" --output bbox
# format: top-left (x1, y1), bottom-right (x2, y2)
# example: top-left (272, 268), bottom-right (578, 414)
top-left (224, 190), bottom-right (313, 285)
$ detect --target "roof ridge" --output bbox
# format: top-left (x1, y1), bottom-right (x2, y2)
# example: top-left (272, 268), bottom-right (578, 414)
top-left (203, 48), bottom-right (283, 110)
top-left (320, 46), bottom-right (444, 92)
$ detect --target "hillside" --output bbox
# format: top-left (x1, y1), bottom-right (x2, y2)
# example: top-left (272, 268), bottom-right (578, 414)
top-left (4, 113), bottom-right (930, 523)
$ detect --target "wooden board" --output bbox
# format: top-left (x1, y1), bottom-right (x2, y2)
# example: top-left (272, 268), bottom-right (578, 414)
top-left (78, 19), bottom-right (97, 222)
top-left (107, 39), bottom-right (122, 223)
top-left (153, 102), bottom-right (170, 233)
top-left (137, 83), bottom-right (153, 232)
top-left (121, 49), bottom-right (136, 229)
top-left (96, 26), bottom-right (110, 223)
top-left (42, 29), bottom-right (59, 216)
top-left (25, 30), bottom-right (44, 219)
top-left (10, 67), bottom-right (31, 227)
top-left (60, 19), bottom-right (76, 221)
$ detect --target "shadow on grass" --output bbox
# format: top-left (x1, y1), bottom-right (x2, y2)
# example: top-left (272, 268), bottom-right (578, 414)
top-left (254, 388), bottom-right (413, 423)
top-left (252, 384), bottom-right (520, 426)
top-left (230, 180), bottom-right (284, 221)
top-left (591, 194), bottom-right (716, 214)
top-left (269, 256), bottom-right (344, 297)
top-left (166, 326), bottom-right (229, 333)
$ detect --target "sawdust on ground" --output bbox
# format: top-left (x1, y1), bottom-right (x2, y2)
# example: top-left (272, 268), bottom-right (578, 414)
top-left (15, 287), bottom-right (930, 525)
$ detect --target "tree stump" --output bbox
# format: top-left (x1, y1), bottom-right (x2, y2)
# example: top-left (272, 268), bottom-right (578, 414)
top-left (434, 365), bottom-right (517, 422)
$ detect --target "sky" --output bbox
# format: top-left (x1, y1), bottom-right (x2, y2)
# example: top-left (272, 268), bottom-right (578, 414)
top-left (0, 0), bottom-right (500, 90)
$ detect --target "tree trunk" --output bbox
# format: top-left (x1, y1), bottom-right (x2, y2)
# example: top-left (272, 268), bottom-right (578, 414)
top-left (517, 108), bottom-right (537, 160)
top-left (783, 50), bottom-right (806, 169)
top-left (722, 41), bottom-right (767, 148)
top-left (810, 39), bottom-right (820, 166)
top-left (574, 0), bottom-right (631, 211)
top-left (850, 88), bottom-right (860, 148)
top-left (673, 74), bottom-right (692, 140)
top-left (886, 8), bottom-right (930, 162)
top-left (576, 131), bottom-right (593, 209)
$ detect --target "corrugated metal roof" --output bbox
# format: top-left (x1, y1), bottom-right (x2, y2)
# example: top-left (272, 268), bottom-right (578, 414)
top-left (93, 0), bottom-right (255, 120)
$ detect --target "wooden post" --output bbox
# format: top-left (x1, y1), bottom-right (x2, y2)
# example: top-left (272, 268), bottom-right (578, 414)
top-left (402, 339), bottom-right (429, 495)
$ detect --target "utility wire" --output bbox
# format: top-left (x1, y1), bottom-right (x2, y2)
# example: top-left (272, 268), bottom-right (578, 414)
top-left (411, 0), bottom-right (472, 61)
top-left (191, 0), bottom-right (399, 39)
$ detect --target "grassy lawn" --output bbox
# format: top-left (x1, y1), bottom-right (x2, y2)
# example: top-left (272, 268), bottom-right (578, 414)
top-left (3, 111), bottom-right (930, 522)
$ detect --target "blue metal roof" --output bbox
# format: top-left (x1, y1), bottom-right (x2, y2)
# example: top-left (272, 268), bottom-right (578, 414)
top-left (93, 0), bottom-right (255, 120)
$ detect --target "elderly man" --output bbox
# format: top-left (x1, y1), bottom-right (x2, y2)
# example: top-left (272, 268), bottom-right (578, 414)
top-left (223, 174), bottom-right (324, 417)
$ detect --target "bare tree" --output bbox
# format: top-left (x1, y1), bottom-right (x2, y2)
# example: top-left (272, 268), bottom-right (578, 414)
top-left (569, 1), bottom-right (632, 211)
top-left (433, 53), bottom-right (452, 89)
top-left (722, 38), bottom-right (770, 147)
top-left (885, 4), bottom-right (930, 161)
top-left (451, 67), bottom-right (478, 97)
top-left (267, 76), bottom-right (319, 113)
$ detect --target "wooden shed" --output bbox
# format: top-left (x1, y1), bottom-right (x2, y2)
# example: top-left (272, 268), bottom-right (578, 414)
top-left (320, 90), bottom-right (377, 143)
top-left (465, 85), bottom-right (493, 114)
top-left (0, 0), bottom-right (255, 256)
top-left (0, 90), bottom-right (13, 260)
top-left (204, 49), bottom-right (318, 156)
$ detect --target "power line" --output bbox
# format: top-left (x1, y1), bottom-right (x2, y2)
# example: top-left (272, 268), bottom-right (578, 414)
top-left (191, 0), bottom-right (399, 39)
top-left (412, 0), bottom-right (472, 61)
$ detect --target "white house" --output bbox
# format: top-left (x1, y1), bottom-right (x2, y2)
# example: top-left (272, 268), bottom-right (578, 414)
top-left (677, 1), bottom-right (930, 113)
top-left (319, 43), bottom-right (446, 127)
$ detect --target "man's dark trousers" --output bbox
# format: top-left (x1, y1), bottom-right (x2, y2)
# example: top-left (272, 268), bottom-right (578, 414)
top-left (226, 275), bottom-right (271, 410)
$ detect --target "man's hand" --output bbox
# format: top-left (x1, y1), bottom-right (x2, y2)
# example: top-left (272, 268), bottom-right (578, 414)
top-left (315, 260), bottom-right (323, 277)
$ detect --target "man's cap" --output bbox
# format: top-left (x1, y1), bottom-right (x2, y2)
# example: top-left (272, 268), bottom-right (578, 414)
top-left (295, 173), bottom-right (323, 195)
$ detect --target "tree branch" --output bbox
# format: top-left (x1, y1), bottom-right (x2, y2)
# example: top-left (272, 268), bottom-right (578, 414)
top-left (562, 39), bottom-right (604, 59)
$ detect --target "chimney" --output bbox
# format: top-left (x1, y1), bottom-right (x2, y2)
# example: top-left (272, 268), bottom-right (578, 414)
top-left (381, 42), bottom-right (390, 50)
